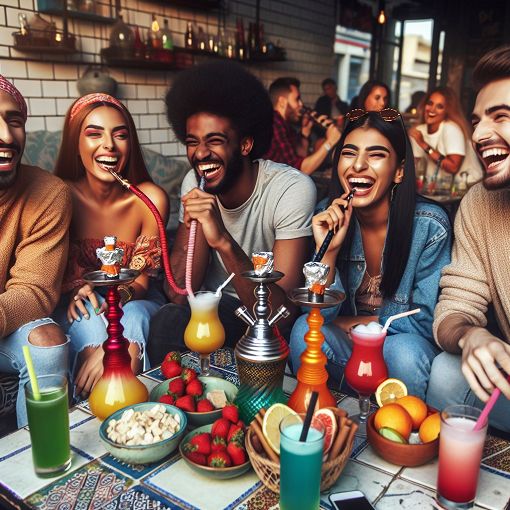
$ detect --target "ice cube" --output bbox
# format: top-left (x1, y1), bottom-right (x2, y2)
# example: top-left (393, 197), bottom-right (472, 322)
top-left (365, 321), bottom-right (383, 334)
top-left (352, 324), bottom-right (371, 334)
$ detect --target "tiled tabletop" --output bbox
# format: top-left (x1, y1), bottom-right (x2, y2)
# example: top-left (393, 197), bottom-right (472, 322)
top-left (0, 349), bottom-right (509, 510)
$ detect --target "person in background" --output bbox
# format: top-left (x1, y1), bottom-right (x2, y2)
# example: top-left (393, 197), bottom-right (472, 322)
top-left (355, 80), bottom-right (391, 111)
top-left (289, 109), bottom-right (451, 399)
top-left (0, 75), bottom-right (71, 427)
top-left (408, 86), bottom-right (482, 192)
top-left (314, 78), bottom-right (349, 128)
top-left (264, 77), bottom-right (341, 176)
top-left (54, 93), bottom-right (168, 397)
top-left (147, 62), bottom-right (316, 365)
top-left (428, 45), bottom-right (510, 432)
top-left (405, 90), bottom-right (426, 115)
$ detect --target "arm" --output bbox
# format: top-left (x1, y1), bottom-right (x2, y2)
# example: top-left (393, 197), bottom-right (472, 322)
top-left (300, 124), bottom-right (341, 176)
top-left (272, 117), bottom-right (305, 170)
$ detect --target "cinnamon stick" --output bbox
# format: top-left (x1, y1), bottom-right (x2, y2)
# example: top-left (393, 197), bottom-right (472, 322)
top-left (346, 420), bottom-right (358, 447)
top-left (250, 420), bottom-right (279, 463)
top-left (328, 406), bottom-right (347, 420)
top-left (328, 421), bottom-right (351, 461)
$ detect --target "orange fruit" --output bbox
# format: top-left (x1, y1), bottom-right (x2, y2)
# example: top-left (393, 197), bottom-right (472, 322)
top-left (374, 403), bottom-right (413, 440)
top-left (419, 412), bottom-right (441, 443)
top-left (395, 395), bottom-right (428, 430)
top-left (375, 378), bottom-right (407, 407)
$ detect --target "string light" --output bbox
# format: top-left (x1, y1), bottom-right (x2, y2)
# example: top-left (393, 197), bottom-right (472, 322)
top-left (377, 9), bottom-right (386, 24)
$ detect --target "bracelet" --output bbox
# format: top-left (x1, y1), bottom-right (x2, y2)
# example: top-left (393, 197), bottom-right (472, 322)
top-left (425, 145), bottom-right (434, 155)
top-left (323, 142), bottom-right (332, 152)
top-left (118, 284), bottom-right (134, 304)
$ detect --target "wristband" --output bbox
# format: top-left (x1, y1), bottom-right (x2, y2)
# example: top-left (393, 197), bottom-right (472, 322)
top-left (118, 284), bottom-right (134, 304)
top-left (323, 142), bottom-right (332, 152)
top-left (426, 145), bottom-right (434, 155)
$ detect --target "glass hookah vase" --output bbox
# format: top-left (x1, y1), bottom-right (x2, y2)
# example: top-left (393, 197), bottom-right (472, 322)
top-left (84, 269), bottom-right (148, 420)
top-left (286, 287), bottom-right (344, 413)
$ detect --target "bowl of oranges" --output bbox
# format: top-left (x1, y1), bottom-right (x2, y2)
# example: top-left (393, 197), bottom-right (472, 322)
top-left (367, 378), bottom-right (440, 467)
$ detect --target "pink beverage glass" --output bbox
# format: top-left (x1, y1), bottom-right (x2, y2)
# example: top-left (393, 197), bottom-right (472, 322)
top-left (437, 405), bottom-right (488, 509)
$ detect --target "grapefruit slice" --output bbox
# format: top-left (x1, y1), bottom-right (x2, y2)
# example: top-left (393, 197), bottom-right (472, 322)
top-left (312, 408), bottom-right (338, 454)
top-left (262, 403), bottom-right (300, 454)
top-left (375, 378), bottom-right (407, 407)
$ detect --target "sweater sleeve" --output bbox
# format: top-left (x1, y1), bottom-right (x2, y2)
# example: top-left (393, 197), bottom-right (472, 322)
top-left (0, 182), bottom-right (72, 337)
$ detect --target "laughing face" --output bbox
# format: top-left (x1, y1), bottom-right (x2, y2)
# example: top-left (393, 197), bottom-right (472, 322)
top-left (424, 92), bottom-right (447, 132)
top-left (185, 112), bottom-right (245, 195)
top-left (0, 90), bottom-right (25, 189)
top-left (472, 79), bottom-right (510, 190)
top-left (338, 127), bottom-right (403, 207)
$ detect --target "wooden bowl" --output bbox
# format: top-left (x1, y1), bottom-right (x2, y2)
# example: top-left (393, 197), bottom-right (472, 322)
top-left (366, 413), bottom-right (439, 467)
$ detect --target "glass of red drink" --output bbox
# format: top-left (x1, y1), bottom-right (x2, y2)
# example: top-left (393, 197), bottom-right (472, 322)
top-left (344, 324), bottom-right (388, 436)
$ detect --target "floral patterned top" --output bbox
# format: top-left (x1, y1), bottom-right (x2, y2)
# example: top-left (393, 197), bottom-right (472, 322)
top-left (62, 235), bottom-right (161, 293)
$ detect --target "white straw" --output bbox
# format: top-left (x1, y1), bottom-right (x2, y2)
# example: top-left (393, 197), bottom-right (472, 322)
top-left (215, 272), bottom-right (235, 296)
top-left (382, 308), bottom-right (421, 333)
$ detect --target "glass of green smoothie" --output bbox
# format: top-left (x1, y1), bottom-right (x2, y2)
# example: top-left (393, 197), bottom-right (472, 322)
top-left (25, 375), bottom-right (71, 477)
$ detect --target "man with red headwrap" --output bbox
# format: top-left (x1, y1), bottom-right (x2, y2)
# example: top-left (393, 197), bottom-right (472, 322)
top-left (0, 75), bottom-right (71, 427)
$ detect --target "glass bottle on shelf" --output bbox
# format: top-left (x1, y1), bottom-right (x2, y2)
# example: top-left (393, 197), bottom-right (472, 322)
top-left (149, 14), bottom-right (163, 49)
top-left (18, 13), bottom-right (29, 37)
top-left (197, 26), bottom-right (207, 51)
top-left (133, 26), bottom-right (145, 59)
top-left (235, 17), bottom-right (246, 60)
top-left (184, 21), bottom-right (195, 49)
top-left (161, 19), bottom-right (174, 50)
top-left (109, 14), bottom-right (134, 51)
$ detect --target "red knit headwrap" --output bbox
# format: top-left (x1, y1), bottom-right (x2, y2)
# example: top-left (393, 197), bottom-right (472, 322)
top-left (0, 75), bottom-right (28, 122)
top-left (70, 93), bottom-right (123, 121)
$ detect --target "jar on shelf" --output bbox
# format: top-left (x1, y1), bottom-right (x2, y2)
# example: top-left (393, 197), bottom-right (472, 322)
top-left (161, 19), bottom-right (173, 50)
top-left (109, 14), bottom-right (134, 54)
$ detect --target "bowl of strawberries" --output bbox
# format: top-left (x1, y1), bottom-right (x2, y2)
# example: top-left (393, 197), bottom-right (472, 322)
top-left (150, 352), bottom-right (238, 427)
top-left (179, 405), bottom-right (251, 479)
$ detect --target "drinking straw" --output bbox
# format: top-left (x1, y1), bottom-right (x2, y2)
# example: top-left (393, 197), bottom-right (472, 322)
top-left (215, 272), bottom-right (235, 296)
top-left (299, 391), bottom-right (319, 442)
top-left (473, 373), bottom-right (510, 431)
top-left (22, 345), bottom-right (41, 401)
top-left (382, 308), bottom-right (421, 333)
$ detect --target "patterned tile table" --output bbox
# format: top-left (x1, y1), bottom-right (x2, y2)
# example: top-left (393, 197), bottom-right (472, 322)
top-left (0, 349), bottom-right (509, 510)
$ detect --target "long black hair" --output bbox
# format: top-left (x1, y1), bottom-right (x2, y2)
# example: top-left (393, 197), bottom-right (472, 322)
top-left (357, 80), bottom-right (391, 110)
top-left (329, 112), bottom-right (416, 298)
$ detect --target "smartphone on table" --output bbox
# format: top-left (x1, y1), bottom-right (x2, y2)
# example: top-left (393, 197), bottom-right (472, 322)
top-left (329, 490), bottom-right (375, 510)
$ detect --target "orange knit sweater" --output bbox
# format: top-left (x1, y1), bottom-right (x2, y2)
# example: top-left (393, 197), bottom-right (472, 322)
top-left (0, 165), bottom-right (71, 337)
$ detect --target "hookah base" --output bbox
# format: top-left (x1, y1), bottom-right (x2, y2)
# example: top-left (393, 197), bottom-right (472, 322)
top-left (234, 382), bottom-right (287, 424)
top-left (235, 356), bottom-right (287, 389)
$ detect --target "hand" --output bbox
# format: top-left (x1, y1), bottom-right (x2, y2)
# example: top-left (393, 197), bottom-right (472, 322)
top-left (301, 114), bottom-right (313, 137)
top-left (312, 191), bottom-right (354, 254)
top-left (74, 346), bottom-right (104, 397)
top-left (315, 114), bottom-right (333, 129)
top-left (408, 127), bottom-right (424, 145)
top-left (67, 284), bottom-right (106, 323)
top-left (459, 327), bottom-right (510, 401)
top-left (325, 123), bottom-right (341, 146)
top-left (182, 188), bottom-right (229, 250)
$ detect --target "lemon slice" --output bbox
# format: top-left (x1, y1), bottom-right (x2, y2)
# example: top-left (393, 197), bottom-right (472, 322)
top-left (375, 378), bottom-right (407, 407)
top-left (262, 403), bottom-right (300, 454)
top-left (379, 427), bottom-right (407, 444)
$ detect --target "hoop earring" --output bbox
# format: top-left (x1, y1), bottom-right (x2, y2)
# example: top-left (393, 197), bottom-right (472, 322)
top-left (390, 183), bottom-right (399, 202)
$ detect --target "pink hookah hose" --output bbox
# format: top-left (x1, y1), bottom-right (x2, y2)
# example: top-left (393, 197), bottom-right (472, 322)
top-left (108, 171), bottom-right (203, 297)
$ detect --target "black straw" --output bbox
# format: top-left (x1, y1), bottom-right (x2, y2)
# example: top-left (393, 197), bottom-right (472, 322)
top-left (299, 391), bottom-right (319, 442)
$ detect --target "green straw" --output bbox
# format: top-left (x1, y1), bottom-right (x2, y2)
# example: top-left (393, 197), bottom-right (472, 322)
top-left (22, 345), bottom-right (41, 401)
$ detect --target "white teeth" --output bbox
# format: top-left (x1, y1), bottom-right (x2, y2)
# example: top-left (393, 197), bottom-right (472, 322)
top-left (198, 163), bottom-right (221, 173)
top-left (348, 178), bottom-right (374, 184)
top-left (96, 156), bottom-right (118, 163)
top-left (0, 150), bottom-right (13, 158)
top-left (481, 148), bottom-right (509, 158)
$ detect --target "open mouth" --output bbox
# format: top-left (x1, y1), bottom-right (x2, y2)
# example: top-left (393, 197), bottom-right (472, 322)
top-left (0, 149), bottom-right (16, 171)
top-left (480, 147), bottom-right (509, 172)
top-left (95, 156), bottom-right (120, 173)
top-left (196, 162), bottom-right (222, 181)
top-left (347, 177), bottom-right (375, 195)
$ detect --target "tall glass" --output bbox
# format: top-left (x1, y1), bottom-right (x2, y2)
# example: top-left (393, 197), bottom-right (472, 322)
top-left (437, 405), bottom-right (488, 509)
top-left (344, 327), bottom-right (388, 435)
top-left (279, 413), bottom-right (325, 510)
top-left (184, 291), bottom-right (225, 376)
top-left (25, 375), bottom-right (71, 477)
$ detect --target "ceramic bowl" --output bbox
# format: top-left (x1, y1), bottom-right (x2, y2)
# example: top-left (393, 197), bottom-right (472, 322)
top-left (179, 424), bottom-right (251, 479)
top-left (99, 402), bottom-right (187, 465)
top-left (149, 376), bottom-right (238, 427)
top-left (366, 413), bottom-right (439, 467)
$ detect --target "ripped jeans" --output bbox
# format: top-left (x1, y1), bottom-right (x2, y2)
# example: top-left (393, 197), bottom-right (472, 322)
top-left (0, 318), bottom-right (69, 427)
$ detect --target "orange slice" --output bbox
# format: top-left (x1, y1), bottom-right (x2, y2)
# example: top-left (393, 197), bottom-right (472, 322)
top-left (375, 378), bottom-right (408, 407)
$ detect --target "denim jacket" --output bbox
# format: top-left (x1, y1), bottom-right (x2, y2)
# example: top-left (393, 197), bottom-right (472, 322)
top-left (323, 197), bottom-right (452, 340)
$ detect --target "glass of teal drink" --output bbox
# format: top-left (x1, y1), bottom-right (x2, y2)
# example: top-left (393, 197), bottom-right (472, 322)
top-left (279, 413), bottom-right (325, 510)
top-left (24, 375), bottom-right (71, 477)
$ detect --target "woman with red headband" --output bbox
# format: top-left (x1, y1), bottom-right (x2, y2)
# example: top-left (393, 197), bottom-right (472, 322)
top-left (54, 94), bottom-right (168, 398)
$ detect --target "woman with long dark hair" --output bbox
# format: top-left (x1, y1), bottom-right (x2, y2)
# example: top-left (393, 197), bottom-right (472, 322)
top-left (289, 110), bottom-right (452, 399)
top-left (54, 93), bottom-right (168, 397)
top-left (356, 80), bottom-right (391, 111)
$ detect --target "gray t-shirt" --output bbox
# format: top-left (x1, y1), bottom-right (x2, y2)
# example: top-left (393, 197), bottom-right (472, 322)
top-left (178, 159), bottom-right (316, 297)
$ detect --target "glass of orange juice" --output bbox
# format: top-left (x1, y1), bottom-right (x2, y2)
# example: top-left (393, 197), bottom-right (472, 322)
top-left (184, 291), bottom-right (225, 376)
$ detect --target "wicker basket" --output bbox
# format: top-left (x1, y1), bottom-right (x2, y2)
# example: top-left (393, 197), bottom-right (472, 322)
top-left (245, 424), bottom-right (355, 493)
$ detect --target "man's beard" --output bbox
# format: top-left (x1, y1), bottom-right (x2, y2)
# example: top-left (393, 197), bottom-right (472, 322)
top-left (0, 166), bottom-right (18, 190)
top-left (194, 148), bottom-right (244, 195)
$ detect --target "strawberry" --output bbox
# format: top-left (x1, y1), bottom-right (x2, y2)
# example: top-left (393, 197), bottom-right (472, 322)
top-left (236, 419), bottom-right (246, 430)
top-left (211, 418), bottom-right (231, 440)
top-left (168, 377), bottom-right (185, 397)
top-left (161, 360), bottom-right (182, 379)
top-left (207, 451), bottom-right (232, 468)
top-left (186, 378), bottom-right (204, 397)
top-left (158, 393), bottom-right (176, 405)
top-left (184, 450), bottom-right (207, 466)
top-left (227, 423), bottom-right (245, 444)
top-left (196, 399), bottom-right (214, 412)
top-left (211, 436), bottom-right (227, 452)
top-left (227, 442), bottom-right (247, 466)
top-left (188, 432), bottom-right (212, 455)
top-left (164, 351), bottom-right (182, 364)
top-left (182, 367), bottom-right (198, 383)
top-left (175, 394), bottom-right (196, 412)
top-left (222, 404), bottom-right (239, 424)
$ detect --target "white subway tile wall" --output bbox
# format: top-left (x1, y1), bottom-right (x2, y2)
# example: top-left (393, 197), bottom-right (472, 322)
top-left (0, 0), bottom-right (335, 158)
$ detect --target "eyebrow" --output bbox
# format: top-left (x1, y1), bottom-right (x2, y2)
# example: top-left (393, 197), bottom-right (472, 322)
top-left (342, 143), bottom-right (390, 153)
top-left (5, 110), bottom-right (23, 118)
top-left (84, 124), bottom-right (128, 132)
top-left (185, 132), bottom-right (229, 139)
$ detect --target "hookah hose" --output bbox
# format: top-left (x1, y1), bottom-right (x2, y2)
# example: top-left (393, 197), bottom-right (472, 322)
top-left (107, 170), bottom-right (204, 297)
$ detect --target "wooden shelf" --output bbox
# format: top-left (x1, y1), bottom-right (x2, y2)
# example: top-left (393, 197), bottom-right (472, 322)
top-left (152, 0), bottom-right (221, 9)
top-left (100, 47), bottom-right (193, 71)
top-left (13, 44), bottom-right (77, 55)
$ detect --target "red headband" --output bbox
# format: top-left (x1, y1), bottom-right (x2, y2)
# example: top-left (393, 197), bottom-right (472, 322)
top-left (0, 75), bottom-right (28, 122)
top-left (70, 93), bottom-right (124, 121)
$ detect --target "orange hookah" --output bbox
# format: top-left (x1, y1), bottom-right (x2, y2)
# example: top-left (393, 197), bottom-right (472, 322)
top-left (287, 286), bottom-right (344, 413)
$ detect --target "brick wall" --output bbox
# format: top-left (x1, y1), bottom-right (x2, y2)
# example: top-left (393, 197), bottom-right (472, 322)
top-left (0, 0), bottom-right (336, 159)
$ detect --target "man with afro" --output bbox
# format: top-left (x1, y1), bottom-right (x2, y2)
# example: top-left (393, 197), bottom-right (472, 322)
top-left (147, 61), bottom-right (316, 363)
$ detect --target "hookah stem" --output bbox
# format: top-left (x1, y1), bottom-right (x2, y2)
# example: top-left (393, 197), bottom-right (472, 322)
top-left (301, 105), bottom-right (334, 131)
top-left (312, 189), bottom-right (356, 263)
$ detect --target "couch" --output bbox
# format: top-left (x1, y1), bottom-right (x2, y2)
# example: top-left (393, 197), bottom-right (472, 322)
top-left (0, 131), bottom-right (189, 420)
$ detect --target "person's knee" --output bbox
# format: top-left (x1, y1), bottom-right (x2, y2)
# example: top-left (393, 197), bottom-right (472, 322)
top-left (384, 333), bottom-right (437, 366)
top-left (28, 323), bottom-right (67, 347)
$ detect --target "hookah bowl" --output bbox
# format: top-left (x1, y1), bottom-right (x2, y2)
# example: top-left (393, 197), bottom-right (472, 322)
top-left (83, 268), bottom-right (148, 420)
top-left (234, 270), bottom-right (290, 423)
top-left (286, 287), bottom-right (344, 413)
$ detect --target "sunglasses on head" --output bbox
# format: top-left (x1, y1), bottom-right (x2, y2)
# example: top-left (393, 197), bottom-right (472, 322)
top-left (345, 108), bottom-right (401, 122)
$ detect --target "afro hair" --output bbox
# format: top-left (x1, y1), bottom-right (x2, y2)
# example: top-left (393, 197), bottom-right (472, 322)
top-left (165, 60), bottom-right (273, 159)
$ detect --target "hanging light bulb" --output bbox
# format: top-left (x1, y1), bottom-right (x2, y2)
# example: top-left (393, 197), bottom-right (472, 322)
top-left (377, 9), bottom-right (386, 24)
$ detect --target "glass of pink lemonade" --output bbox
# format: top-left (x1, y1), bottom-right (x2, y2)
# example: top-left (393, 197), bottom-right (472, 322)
top-left (437, 405), bottom-right (488, 509)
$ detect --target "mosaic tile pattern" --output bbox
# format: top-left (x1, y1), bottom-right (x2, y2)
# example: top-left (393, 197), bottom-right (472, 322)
top-left (101, 485), bottom-right (182, 510)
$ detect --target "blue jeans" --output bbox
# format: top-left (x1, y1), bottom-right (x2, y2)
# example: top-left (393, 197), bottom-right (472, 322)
top-left (0, 318), bottom-right (69, 427)
top-left (427, 352), bottom-right (510, 433)
top-left (289, 314), bottom-right (440, 399)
